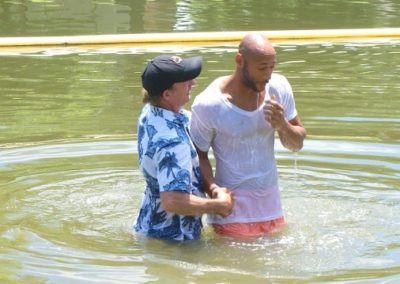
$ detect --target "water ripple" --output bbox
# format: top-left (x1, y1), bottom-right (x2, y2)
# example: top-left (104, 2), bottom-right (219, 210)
top-left (0, 141), bottom-right (137, 166)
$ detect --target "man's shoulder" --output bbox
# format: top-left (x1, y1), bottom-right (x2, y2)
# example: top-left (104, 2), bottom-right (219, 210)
top-left (142, 110), bottom-right (182, 141)
top-left (193, 76), bottom-right (225, 106)
top-left (198, 76), bottom-right (226, 96)
top-left (268, 73), bottom-right (292, 93)
top-left (270, 73), bottom-right (289, 85)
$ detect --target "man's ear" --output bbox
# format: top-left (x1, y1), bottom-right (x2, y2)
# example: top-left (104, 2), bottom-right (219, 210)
top-left (235, 52), bottom-right (243, 66)
top-left (161, 88), bottom-right (171, 101)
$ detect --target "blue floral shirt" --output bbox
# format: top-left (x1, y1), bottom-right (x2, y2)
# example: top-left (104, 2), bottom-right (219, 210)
top-left (134, 104), bottom-right (204, 241)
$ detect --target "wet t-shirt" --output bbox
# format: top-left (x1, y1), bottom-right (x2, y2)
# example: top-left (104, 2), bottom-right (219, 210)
top-left (190, 74), bottom-right (297, 224)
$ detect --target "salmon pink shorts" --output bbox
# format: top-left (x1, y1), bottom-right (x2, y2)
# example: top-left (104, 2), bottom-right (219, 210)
top-left (212, 217), bottom-right (286, 239)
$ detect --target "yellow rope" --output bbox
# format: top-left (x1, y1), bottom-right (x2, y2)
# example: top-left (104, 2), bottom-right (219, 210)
top-left (1, 28), bottom-right (400, 48)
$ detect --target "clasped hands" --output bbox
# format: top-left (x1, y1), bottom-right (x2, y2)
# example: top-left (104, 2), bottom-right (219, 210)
top-left (210, 186), bottom-right (234, 218)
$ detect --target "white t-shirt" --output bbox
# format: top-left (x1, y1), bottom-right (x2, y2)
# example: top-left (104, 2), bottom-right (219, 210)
top-left (190, 73), bottom-right (297, 224)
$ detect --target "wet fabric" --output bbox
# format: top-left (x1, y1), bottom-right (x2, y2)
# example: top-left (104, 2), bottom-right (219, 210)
top-left (213, 217), bottom-right (286, 239)
top-left (190, 74), bottom-right (297, 226)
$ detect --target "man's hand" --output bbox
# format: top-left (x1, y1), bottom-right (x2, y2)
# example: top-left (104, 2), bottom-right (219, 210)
top-left (210, 186), bottom-right (234, 217)
top-left (263, 95), bottom-right (306, 152)
top-left (263, 95), bottom-right (286, 130)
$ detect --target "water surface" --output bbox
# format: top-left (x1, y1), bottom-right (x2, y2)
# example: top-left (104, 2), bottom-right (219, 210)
top-left (1, 1), bottom-right (400, 283)
top-left (1, 0), bottom-right (400, 36)
top-left (1, 41), bottom-right (399, 283)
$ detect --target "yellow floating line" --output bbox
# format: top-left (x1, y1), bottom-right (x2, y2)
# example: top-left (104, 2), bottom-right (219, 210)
top-left (1, 28), bottom-right (400, 48)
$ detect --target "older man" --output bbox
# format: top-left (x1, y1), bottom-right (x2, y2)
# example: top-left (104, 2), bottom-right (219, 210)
top-left (134, 55), bottom-right (234, 241)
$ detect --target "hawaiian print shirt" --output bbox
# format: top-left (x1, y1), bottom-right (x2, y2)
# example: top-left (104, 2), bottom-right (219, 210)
top-left (134, 104), bottom-right (204, 241)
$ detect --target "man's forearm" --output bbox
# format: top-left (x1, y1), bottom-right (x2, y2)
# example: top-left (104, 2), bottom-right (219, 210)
top-left (277, 121), bottom-right (306, 152)
top-left (197, 150), bottom-right (217, 196)
top-left (160, 191), bottom-right (220, 216)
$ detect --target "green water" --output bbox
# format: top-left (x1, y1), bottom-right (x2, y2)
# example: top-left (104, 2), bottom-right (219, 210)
top-left (1, 1), bottom-right (400, 283)
top-left (1, 0), bottom-right (400, 36)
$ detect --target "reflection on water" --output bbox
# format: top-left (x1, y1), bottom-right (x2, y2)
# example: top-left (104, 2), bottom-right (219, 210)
top-left (1, 0), bottom-right (400, 36)
top-left (1, 139), bottom-right (399, 283)
top-left (0, 41), bottom-right (399, 282)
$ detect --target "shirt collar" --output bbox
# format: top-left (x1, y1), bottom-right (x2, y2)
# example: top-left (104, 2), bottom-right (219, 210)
top-left (150, 105), bottom-right (189, 126)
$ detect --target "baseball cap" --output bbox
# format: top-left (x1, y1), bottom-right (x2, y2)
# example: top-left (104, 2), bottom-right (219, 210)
top-left (141, 55), bottom-right (202, 95)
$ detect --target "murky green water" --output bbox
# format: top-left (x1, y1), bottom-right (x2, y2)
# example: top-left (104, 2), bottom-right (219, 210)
top-left (1, 0), bottom-right (400, 36)
top-left (1, 1), bottom-right (400, 283)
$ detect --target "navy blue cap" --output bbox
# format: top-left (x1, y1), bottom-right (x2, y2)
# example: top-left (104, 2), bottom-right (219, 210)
top-left (141, 55), bottom-right (202, 95)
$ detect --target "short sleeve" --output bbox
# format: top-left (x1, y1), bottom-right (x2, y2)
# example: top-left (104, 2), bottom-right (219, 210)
top-left (154, 142), bottom-right (192, 193)
top-left (190, 101), bottom-right (215, 152)
top-left (274, 74), bottom-right (298, 121)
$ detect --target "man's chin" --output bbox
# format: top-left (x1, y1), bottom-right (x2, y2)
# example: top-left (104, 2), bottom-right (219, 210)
top-left (257, 81), bottom-right (269, 92)
top-left (255, 85), bottom-right (266, 93)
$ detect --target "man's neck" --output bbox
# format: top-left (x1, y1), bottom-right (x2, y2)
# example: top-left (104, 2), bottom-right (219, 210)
top-left (220, 75), bottom-right (264, 111)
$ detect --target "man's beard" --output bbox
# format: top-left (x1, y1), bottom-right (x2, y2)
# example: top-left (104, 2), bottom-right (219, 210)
top-left (242, 63), bottom-right (262, 93)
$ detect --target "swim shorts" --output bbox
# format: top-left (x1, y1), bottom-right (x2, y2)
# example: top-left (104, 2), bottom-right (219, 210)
top-left (212, 217), bottom-right (286, 239)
